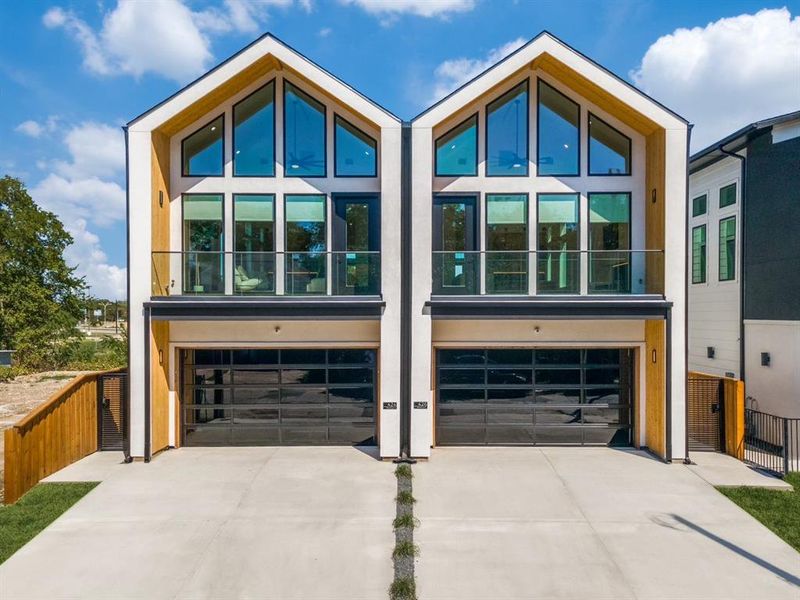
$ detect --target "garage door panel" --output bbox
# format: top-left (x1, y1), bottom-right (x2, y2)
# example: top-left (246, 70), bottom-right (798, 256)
top-left (436, 348), bottom-right (633, 446)
top-left (232, 369), bottom-right (279, 384)
top-left (233, 388), bottom-right (279, 404)
top-left (233, 407), bottom-right (279, 424)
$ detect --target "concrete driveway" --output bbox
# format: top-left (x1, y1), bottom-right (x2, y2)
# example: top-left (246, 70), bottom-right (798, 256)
top-left (414, 447), bottom-right (800, 600)
top-left (0, 447), bottom-right (396, 600)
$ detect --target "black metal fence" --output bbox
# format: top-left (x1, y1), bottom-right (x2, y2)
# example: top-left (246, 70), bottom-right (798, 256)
top-left (744, 408), bottom-right (800, 476)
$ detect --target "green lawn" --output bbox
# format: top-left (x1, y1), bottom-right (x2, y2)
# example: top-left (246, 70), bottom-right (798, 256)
top-left (0, 482), bottom-right (98, 564)
top-left (718, 473), bottom-right (800, 552)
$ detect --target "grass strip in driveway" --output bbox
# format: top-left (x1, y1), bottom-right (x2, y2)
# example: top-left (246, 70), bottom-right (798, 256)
top-left (390, 464), bottom-right (417, 600)
top-left (0, 482), bottom-right (98, 564)
top-left (718, 473), bottom-right (800, 552)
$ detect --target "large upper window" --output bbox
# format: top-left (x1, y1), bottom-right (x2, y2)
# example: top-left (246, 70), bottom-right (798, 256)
top-left (435, 115), bottom-right (477, 176)
top-left (285, 195), bottom-right (327, 294)
top-left (588, 113), bottom-right (631, 175)
top-left (233, 82), bottom-right (275, 177)
top-left (182, 116), bottom-right (224, 176)
top-left (588, 193), bottom-right (631, 293)
top-left (486, 194), bottom-right (527, 294)
top-left (284, 82), bottom-right (326, 177)
top-left (719, 216), bottom-right (736, 281)
top-left (234, 194), bottom-right (275, 294)
top-left (692, 224), bottom-right (706, 284)
top-left (486, 82), bottom-right (528, 176)
top-left (692, 194), bottom-right (707, 217)
top-left (537, 194), bottom-right (579, 293)
top-left (182, 194), bottom-right (224, 293)
top-left (537, 80), bottom-right (579, 176)
top-left (335, 115), bottom-right (377, 177)
top-left (719, 182), bottom-right (737, 208)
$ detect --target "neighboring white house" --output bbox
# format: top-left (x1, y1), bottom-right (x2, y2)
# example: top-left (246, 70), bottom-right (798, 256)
top-left (689, 111), bottom-right (800, 419)
top-left (125, 32), bottom-right (690, 463)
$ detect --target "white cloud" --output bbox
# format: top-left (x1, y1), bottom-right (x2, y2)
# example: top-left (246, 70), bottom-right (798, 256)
top-left (319, 27), bottom-right (332, 37)
top-left (341, 0), bottom-right (474, 23)
top-left (32, 174), bottom-right (125, 228)
top-left (15, 116), bottom-right (59, 138)
top-left (43, 0), bottom-right (300, 83)
top-left (53, 122), bottom-right (125, 180)
top-left (64, 219), bottom-right (127, 300)
top-left (631, 8), bottom-right (800, 151)
top-left (429, 37), bottom-right (526, 103)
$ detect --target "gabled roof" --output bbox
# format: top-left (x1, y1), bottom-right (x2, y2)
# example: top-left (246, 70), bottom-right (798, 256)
top-left (127, 32), bottom-right (400, 133)
top-left (412, 30), bottom-right (688, 132)
top-left (690, 110), bottom-right (800, 172)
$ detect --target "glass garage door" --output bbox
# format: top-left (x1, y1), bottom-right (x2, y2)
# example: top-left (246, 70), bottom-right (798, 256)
top-left (436, 348), bottom-right (633, 446)
top-left (181, 348), bottom-right (376, 446)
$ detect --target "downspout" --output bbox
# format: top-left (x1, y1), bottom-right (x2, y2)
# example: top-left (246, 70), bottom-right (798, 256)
top-left (122, 125), bottom-right (133, 464)
top-left (683, 124), bottom-right (693, 465)
top-left (394, 122), bottom-right (415, 464)
top-left (719, 145), bottom-right (746, 383)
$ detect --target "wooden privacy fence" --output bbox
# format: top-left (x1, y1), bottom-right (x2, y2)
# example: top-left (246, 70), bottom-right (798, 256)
top-left (3, 368), bottom-right (125, 504)
top-left (687, 371), bottom-right (745, 459)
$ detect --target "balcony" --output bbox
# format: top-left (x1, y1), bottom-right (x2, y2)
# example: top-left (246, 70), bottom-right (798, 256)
top-left (432, 250), bottom-right (664, 296)
top-left (152, 251), bottom-right (381, 297)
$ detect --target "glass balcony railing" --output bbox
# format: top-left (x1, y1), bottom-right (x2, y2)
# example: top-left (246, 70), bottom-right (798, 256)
top-left (152, 251), bottom-right (380, 297)
top-left (432, 250), bottom-right (663, 296)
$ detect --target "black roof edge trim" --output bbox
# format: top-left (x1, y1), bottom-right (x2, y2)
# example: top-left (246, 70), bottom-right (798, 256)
top-left (412, 30), bottom-right (689, 126)
top-left (127, 32), bottom-right (401, 128)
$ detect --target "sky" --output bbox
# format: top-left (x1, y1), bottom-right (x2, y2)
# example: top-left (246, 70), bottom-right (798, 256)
top-left (0, 0), bottom-right (798, 300)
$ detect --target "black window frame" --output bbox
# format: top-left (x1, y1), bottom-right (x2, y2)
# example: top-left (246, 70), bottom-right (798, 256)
top-left (692, 193), bottom-right (707, 217)
top-left (283, 80), bottom-right (328, 179)
top-left (691, 224), bottom-right (707, 284)
top-left (434, 113), bottom-right (479, 177)
top-left (718, 215), bottom-right (737, 282)
top-left (485, 80), bottom-right (530, 178)
top-left (587, 191), bottom-right (632, 294)
top-left (587, 112), bottom-right (632, 176)
top-left (484, 192), bottom-right (529, 295)
top-left (232, 79), bottom-right (276, 178)
top-left (719, 182), bottom-right (737, 209)
top-left (232, 193), bottom-right (276, 252)
top-left (536, 78), bottom-right (581, 177)
top-left (333, 114), bottom-right (378, 178)
top-left (181, 114), bottom-right (225, 178)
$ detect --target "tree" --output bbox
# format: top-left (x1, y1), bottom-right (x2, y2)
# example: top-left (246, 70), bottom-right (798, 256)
top-left (0, 176), bottom-right (86, 368)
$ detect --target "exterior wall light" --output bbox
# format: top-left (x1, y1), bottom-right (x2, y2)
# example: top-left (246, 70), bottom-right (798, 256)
top-left (761, 352), bottom-right (770, 367)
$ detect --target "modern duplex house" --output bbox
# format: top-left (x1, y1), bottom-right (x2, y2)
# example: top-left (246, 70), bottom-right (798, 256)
top-left (688, 111), bottom-right (800, 419)
top-left (126, 32), bottom-right (689, 462)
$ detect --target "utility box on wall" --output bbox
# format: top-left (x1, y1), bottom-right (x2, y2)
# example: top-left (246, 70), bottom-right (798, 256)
top-left (0, 350), bottom-right (14, 367)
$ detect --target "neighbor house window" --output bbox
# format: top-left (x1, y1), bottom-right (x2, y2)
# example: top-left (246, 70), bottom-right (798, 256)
top-left (233, 81), bottom-right (275, 177)
top-left (719, 182), bottom-right (737, 208)
top-left (588, 193), bottom-right (631, 293)
top-left (285, 195), bottom-right (327, 294)
top-left (233, 194), bottom-right (275, 293)
top-left (182, 116), bottom-right (223, 176)
top-left (588, 113), bottom-right (631, 175)
top-left (284, 82), bottom-right (326, 177)
top-left (486, 194), bottom-right (528, 294)
top-left (537, 80), bottom-right (579, 176)
top-left (719, 216), bottom-right (736, 281)
top-left (334, 115), bottom-right (377, 177)
top-left (537, 194), bottom-right (579, 293)
top-left (435, 115), bottom-right (477, 176)
top-left (182, 194), bottom-right (224, 293)
top-left (692, 194), bottom-right (707, 217)
top-left (486, 82), bottom-right (528, 176)
top-left (692, 224), bottom-right (706, 284)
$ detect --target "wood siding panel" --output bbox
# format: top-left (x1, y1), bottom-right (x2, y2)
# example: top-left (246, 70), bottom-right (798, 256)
top-left (151, 321), bottom-right (171, 454)
top-left (645, 320), bottom-right (666, 458)
top-left (151, 130), bottom-right (171, 296)
top-left (645, 128), bottom-right (665, 295)
top-left (3, 369), bottom-right (123, 504)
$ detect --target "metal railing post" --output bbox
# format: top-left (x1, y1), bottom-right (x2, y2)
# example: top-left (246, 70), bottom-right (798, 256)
top-left (783, 417), bottom-right (790, 476)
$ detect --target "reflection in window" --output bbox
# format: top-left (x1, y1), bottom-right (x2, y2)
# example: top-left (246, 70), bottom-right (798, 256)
top-left (335, 115), bottom-right (377, 176)
top-left (182, 116), bottom-right (223, 176)
top-left (589, 193), bottom-right (631, 293)
top-left (486, 82), bottom-right (528, 176)
top-left (486, 194), bottom-right (527, 294)
top-left (537, 81), bottom-right (579, 176)
top-left (692, 225), bottom-right (706, 284)
top-left (435, 115), bottom-right (477, 176)
top-left (719, 182), bottom-right (737, 208)
top-left (284, 82), bottom-right (326, 177)
top-left (538, 194), bottom-right (579, 293)
top-left (589, 113), bottom-right (630, 175)
top-left (233, 82), bottom-right (275, 176)
top-left (433, 196), bottom-right (477, 294)
top-left (719, 216), bottom-right (736, 281)
top-left (234, 195), bottom-right (274, 294)
top-left (692, 194), bottom-right (707, 217)
top-left (285, 195), bottom-right (326, 294)
top-left (183, 194), bottom-right (224, 293)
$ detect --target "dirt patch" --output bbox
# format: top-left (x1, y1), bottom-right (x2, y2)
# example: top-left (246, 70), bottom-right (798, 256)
top-left (0, 371), bottom-right (91, 500)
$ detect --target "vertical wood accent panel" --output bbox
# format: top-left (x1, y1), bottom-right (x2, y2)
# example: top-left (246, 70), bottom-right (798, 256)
top-left (151, 320), bottom-right (171, 454)
top-left (645, 128), bottom-right (665, 294)
top-left (151, 130), bottom-right (171, 296)
top-left (645, 320), bottom-right (666, 458)
top-left (724, 379), bottom-right (745, 459)
top-left (633, 347), bottom-right (641, 448)
top-left (3, 369), bottom-right (123, 504)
